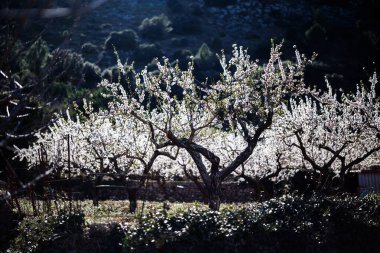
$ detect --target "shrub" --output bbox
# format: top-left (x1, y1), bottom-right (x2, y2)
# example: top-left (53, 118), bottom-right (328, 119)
top-left (193, 43), bottom-right (218, 70)
top-left (172, 49), bottom-right (193, 69)
top-left (138, 14), bottom-right (173, 40)
top-left (84, 223), bottom-right (125, 253)
top-left (133, 43), bottom-right (163, 64)
top-left (82, 61), bottom-right (102, 88)
top-left (81, 42), bottom-right (99, 54)
top-left (123, 195), bottom-right (380, 253)
top-left (8, 210), bottom-right (85, 253)
top-left (47, 49), bottom-right (85, 85)
top-left (101, 64), bottom-right (136, 92)
top-left (19, 37), bottom-right (50, 79)
top-left (105, 29), bottom-right (138, 51)
top-left (0, 35), bottom-right (24, 72)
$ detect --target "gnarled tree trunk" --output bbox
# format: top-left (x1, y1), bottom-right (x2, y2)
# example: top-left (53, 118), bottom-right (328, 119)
top-left (208, 175), bottom-right (221, 210)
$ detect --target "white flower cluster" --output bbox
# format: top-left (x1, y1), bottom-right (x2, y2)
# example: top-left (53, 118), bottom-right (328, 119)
top-left (15, 45), bottom-right (380, 187)
top-left (15, 99), bottom-right (177, 177)
top-left (273, 72), bottom-right (380, 176)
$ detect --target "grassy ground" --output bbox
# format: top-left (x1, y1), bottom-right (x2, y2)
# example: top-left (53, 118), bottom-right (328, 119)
top-left (12, 198), bottom-right (251, 224)
top-left (14, 195), bottom-right (378, 225)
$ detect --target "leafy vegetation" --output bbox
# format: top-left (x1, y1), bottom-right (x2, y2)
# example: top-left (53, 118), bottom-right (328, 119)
top-left (105, 29), bottom-right (139, 51)
top-left (138, 14), bottom-right (173, 40)
top-left (4, 195), bottom-right (379, 253)
top-left (8, 210), bottom-right (85, 253)
top-left (124, 195), bottom-right (380, 253)
top-left (1, 1), bottom-right (380, 252)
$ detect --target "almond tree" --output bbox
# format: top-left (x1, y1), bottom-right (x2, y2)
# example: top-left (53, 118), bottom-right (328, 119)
top-left (275, 73), bottom-right (380, 190)
top-left (15, 98), bottom-right (178, 211)
top-left (102, 44), bottom-right (311, 210)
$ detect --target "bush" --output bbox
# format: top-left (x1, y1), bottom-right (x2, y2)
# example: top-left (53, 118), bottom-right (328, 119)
top-left (47, 49), bottom-right (85, 85)
top-left (0, 35), bottom-right (24, 72)
top-left (193, 43), bottom-right (218, 70)
top-left (84, 223), bottom-right (125, 253)
top-left (19, 37), bottom-right (50, 79)
top-left (8, 210), bottom-right (85, 253)
top-left (82, 62), bottom-right (102, 88)
top-left (101, 64), bottom-right (136, 92)
top-left (172, 49), bottom-right (193, 70)
top-left (105, 29), bottom-right (139, 51)
top-left (123, 195), bottom-right (380, 253)
top-left (81, 42), bottom-right (99, 54)
top-left (133, 43), bottom-right (163, 64)
top-left (138, 14), bottom-right (173, 40)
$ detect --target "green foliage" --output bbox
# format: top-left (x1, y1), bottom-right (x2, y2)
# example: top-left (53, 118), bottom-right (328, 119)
top-left (74, 86), bottom-right (113, 110)
top-left (0, 36), bottom-right (24, 71)
top-left (172, 49), bottom-right (193, 69)
top-left (85, 223), bottom-right (125, 253)
top-left (82, 61), bottom-right (102, 89)
top-left (105, 29), bottom-right (139, 51)
top-left (193, 43), bottom-right (218, 70)
top-left (8, 210), bottom-right (85, 253)
top-left (81, 42), bottom-right (99, 55)
top-left (134, 43), bottom-right (163, 64)
top-left (24, 38), bottom-right (49, 76)
top-left (7, 37), bottom-right (51, 82)
top-left (47, 49), bottom-right (85, 85)
top-left (124, 195), bottom-right (380, 253)
top-left (138, 14), bottom-right (173, 40)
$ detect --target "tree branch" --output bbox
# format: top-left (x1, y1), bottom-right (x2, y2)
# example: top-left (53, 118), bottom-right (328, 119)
top-left (220, 110), bottom-right (273, 180)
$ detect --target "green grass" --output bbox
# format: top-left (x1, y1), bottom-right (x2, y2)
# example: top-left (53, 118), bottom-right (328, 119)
top-left (12, 198), bottom-right (251, 224)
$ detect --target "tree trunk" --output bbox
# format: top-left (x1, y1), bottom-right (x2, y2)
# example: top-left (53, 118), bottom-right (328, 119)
top-left (208, 191), bottom-right (221, 210)
top-left (92, 176), bottom-right (102, 207)
top-left (128, 187), bottom-right (138, 213)
top-left (208, 176), bottom-right (221, 210)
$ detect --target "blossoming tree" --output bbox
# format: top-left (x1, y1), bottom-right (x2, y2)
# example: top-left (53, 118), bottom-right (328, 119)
top-left (100, 44), bottom-right (311, 209)
top-left (16, 43), bottom-right (380, 209)
top-left (273, 73), bottom-right (380, 190)
top-left (15, 98), bottom-right (178, 211)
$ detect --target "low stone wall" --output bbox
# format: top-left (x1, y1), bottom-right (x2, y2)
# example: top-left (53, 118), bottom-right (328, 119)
top-left (95, 181), bottom-right (256, 203)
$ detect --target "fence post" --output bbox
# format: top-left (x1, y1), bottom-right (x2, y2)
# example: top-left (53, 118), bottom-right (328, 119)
top-left (67, 134), bottom-right (72, 214)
